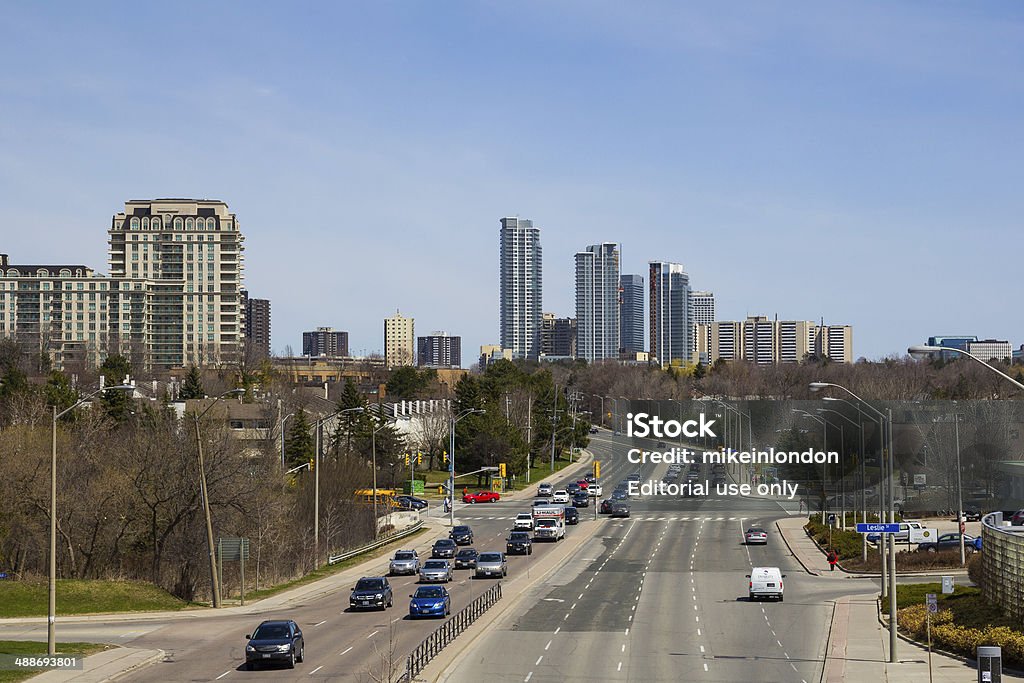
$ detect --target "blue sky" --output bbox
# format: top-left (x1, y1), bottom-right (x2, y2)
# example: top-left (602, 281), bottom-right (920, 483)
top-left (2, 2), bottom-right (1022, 362)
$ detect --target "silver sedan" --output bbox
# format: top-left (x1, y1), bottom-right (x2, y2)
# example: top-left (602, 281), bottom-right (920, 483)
top-left (474, 552), bottom-right (507, 579)
top-left (419, 560), bottom-right (453, 583)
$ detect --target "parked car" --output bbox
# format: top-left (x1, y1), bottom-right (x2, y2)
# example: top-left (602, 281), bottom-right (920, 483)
top-left (449, 525), bottom-right (474, 545)
top-left (589, 426), bottom-right (599, 434)
top-left (419, 559), bottom-right (454, 583)
top-left (744, 527), bottom-right (768, 545)
top-left (955, 505), bottom-right (982, 522)
top-left (349, 577), bottom-right (393, 610)
top-left (564, 506), bottom-right (579, 525)
top-left (917, 533), bottom-right (976, 554)
top-left (572, 492), bottom-right (590, 508)
top-left (395, 495), bottom-right (428, 510)
top-left (388, 549), bottom-right (420, 576)
top-left (475, 552), bottom-right (508, 578)
top-left (245, 619), bottom-right (304, 670)
top-left (514, 513), bottom-right (535, 530)
top-left (431, 539), bottom-right (457, 559)
top-left (463, 491), bottom-right (501, 504)
top-left (599, 499), bottom-right (614, 514)
top-left (1010, 510), bottom-right (1024, 526)
top-left (409, 585), bottom-right (450, 618)
top-left (506, 531), bottom-right (533, 555)
top-left (866, 521), bottom-right (924, 543)
top-left (454, 548), bottom-right (479, 569)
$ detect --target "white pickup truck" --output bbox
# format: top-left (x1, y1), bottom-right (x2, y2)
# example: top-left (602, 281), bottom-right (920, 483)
top-left (532, 505), bottom-right (566, 541)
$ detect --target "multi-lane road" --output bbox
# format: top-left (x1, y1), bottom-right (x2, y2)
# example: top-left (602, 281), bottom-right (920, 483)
top-left (0, 432), bottom-right (875, 681)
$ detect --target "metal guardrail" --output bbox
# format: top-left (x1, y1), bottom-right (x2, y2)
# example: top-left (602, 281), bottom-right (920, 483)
top-left (327, 521), bottom-right (425, 565)
top-left (402, 583), bottom-right (502, 681)
top-left (980, 512), bottom-right (1024, 622)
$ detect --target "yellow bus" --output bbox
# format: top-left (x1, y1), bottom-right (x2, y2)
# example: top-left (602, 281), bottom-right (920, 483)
top-left (354, 488), bottom-right (399, 508)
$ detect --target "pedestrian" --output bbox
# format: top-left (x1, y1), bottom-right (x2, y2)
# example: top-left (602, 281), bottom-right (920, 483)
top-left (827, 548), bottom-right (838, 572)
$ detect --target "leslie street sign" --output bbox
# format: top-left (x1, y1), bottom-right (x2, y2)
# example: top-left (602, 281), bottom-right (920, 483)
top-left (856, 523), bottom-right (901, 534)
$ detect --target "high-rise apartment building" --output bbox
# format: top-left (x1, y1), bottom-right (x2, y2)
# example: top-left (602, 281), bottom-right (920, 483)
top-left (302, 327), bottom-right (349, 357)
top-left (817, 325), bottom-right (854, 363)
top-left (384, 311), bottom-right (415, 368)
top-left (575, 243), bottom-right (620, 363)
top-left (417, 332), bottom-right (462, 368)
top-left (242, 291), bottom-right (271, 358)
top-left (699, 316), bottom-right (853, 364)
top-left (619, 274), bottom-right (645, 355)
top-left (2, 199), bottom-right (246, 371)
top-left (499, 217), bottom-right (543, 360)
top-left (540, 313), bottom-right (577, 358)
top-left (689, 290), bottom-right (714, 363)
top-left (648, 261), bottom-right (691, 367)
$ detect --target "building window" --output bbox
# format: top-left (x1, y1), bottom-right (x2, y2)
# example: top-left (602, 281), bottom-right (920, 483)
top-left (174, 217), bottom-right (183, 229)
top-left (185, 218), bottom-right (194, 230)
top-left (130, 217), bottom-right (140, 230)
top-left (152, 217), bottom-right (161, 229)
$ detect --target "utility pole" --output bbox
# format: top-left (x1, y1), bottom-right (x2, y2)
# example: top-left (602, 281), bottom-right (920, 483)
top-left (526, 395), bottom-right (533, 484)
top-left (550, 383), bottom-right (559, 472)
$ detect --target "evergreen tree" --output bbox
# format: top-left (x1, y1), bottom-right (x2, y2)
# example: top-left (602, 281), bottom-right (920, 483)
top-left (180, 365), bottom-right (205, 400)
top-left (285, 408), bottom-right (315, 470)
top-left (44, 370), bottom-right (78, 415)
top-left (693, 361), bottom-right (706, 381)
top-left (99, 354), bottom-right (133, 421)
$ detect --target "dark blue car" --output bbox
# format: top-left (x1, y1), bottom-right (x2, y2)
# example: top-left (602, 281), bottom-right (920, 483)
top-left (409, 585), bottom-right (450, 618)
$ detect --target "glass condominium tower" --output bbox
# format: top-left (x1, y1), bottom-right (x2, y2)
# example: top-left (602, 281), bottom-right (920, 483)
top-left (575, 243), bottom-right (620, 362)
top-left (499, 217), bottom-right (543, 360)
top-left (648, 261), bottom-right (691, 367)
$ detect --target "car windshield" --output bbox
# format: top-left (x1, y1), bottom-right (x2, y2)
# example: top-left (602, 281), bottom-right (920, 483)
top-left (454, 526), bottom-right (470, 533)
top-left (747, 528), bottom-right (766, 534)
top-left (424, 561), bottom-right (447, 568)
top-left (509, 532), bottom-right (528, 540)
top-left (517, 513), bottom-right (531, 519)
top-left (479, 553), bottom-right (502, 562)
top-left (355, 579), bottom-right (383, 590)
top-left (435, 539), bottom-right (455, 547)
top-left (252, 623), bottom-right (289, 639)
top-left (415, 587), bottom-right (445, 598)
top-left (457, 549), bottom-right (476, 556)
top-left (394, 552), bottom-right (414, 560)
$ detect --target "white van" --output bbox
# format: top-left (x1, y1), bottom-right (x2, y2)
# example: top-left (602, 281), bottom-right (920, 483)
top-left (747, 567), bottom-right (786, 601)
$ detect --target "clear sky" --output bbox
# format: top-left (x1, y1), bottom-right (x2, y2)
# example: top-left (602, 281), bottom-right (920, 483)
top-left (2, 2), bottom-right (1022, 362)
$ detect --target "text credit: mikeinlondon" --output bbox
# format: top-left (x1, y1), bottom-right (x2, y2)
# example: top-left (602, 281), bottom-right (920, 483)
top-left (622, 412), bottom-right (839, 501)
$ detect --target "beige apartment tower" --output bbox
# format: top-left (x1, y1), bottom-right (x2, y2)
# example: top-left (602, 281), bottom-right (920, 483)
top-left (384, 311), bottom-right (415, 368)
top-left (698, 317), bottom-right (853, 365)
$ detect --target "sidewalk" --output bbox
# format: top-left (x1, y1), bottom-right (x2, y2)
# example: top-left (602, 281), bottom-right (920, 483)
top-left (30, 647), bottom-right (165, 682)
top-left (824, 594), bottom-right (1023, 682)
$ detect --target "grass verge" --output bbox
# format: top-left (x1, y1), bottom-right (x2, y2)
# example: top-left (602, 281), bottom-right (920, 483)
top-left (0, 580), bottom-right (196, 618)
top-left (0, 641), bottom-right (108, 683)
top-left (885, 583), bottom-right (1024, 668)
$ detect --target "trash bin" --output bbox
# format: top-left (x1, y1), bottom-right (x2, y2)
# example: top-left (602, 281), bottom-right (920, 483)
top-left (978, 645), bottom-right (1001, 683)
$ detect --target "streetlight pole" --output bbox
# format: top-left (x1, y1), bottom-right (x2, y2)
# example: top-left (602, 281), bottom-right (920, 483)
top-left (819, 408), bottom-right (868, 561)
top-left (449, 408), bottom-right (485, 527)
top-left (191, 388), bottom-right (245, 610)
top-left (315, 407), bottom-right (364, 559)
top-left (908, 345), bottom-right (1024, 392)
top-left (49, 381), bottom-right (134, 655)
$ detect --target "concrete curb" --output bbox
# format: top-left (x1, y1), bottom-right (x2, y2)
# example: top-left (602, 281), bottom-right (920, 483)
top-left (107, 648), bottom-right (166, 682)
top-left (775, 519), bottom-right (821, 576)
top-left (820, 597), bottom-right (845, 683)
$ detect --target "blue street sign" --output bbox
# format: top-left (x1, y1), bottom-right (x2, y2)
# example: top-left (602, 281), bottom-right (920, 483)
top-left (856, 523), bottom-right (900, 533)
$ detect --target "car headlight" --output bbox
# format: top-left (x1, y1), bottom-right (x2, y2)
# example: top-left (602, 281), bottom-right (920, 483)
top-left (375, 593), bottom-right (383, 599)
top-left (434, 602), bottom-right (445, 608)
top-left (278, 644), bottom-right (291, 652)
top-left (246, 645), bottom-right (255, 652)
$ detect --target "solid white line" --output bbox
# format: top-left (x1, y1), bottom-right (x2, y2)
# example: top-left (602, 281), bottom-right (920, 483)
top-left (366, 630), bottom-right (379, 639)
top-left (215, 672), bottom-right (231, 681)
top-left (312, 620), bottom-right (326, 627)
top-left (535, 656), bottom-right (543, 665)
top-left (309, 665), bottom-right (323, 675)
top-left (338, 646), bottom-right (353, 656)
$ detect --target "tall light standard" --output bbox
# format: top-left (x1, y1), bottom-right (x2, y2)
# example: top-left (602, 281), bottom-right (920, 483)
top-left (49, 381), bottom-right (135, 655)
top-left (449, 408), bottom-right (485, 527)
top-left (191, 388), bottom-right (246, 610)
top-left (810, 380), bottom-right (897, 663)
top-left (792, 410), bottom-right (831, 515)
top-left (819, 408), bottom-right (868, 561)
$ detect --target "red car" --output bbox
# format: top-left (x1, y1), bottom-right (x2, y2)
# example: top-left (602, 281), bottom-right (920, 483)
top-left (463, 491), bottom-right (501, 504)
top-left (576, 480), bottom-right (590, 490)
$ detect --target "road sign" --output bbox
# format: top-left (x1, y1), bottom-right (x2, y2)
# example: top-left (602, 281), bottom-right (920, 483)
top-left (926, 593), bottom-right (938, 613)
top-left (914, 474), bottom-right (927, 486)
top-left (942, 576), bottom-right (954, 594)
top-left (857, 523), bottom-right (900, 533)
top-left (910, 528), bottom-right (937, 544)
top-left (828, 513), bottom-right (836, 526)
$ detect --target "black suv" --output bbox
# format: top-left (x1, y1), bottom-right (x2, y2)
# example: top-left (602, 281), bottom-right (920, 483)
top-left (349, 576), bottom-right (393, 611)
top-left (431, 538), bottom-right (457, 558)
top-left (564, 507), bottom-right (579, 525)
top-left (506, 531), bottom-right (533, 555)
top-left (572, 492), bottom-right (590, 508)
top-left (245, 619), bottom-right (304, 670)
top-left (449, 525), bottom-right (474, 545)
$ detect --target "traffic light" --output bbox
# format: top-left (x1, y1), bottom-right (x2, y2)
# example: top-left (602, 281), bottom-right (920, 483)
top-left (442, 450), bottom-right (449, 464)
top-left (499, 463), bottom-right (506, 478)
top-left (309, 458), bottom-right (315, 473)
top-left (417, 452), bottom-right (423, 464)
top-left (404, 453), bottom-right (410, 466)
top-left (593, 461), bottom-right (601, 479)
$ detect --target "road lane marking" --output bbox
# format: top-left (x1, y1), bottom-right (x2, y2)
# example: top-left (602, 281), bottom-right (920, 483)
top-left (310, 665), bottom-right (323, 675)
top-left (621, 644), bottom-right (626, 652)
top-left (617, 662), bottom-right (622, 671)
top-left (700, 645), bottom-right (705, 653)
top-left (366, 630), bottom-right (379, 639)
top-left (697, 628), bottom-right (701, 635)
top-left (625, 628), bottom-right (629, 635)
top-left (338, 646), bottom-right (353, 656)
top-left (545, 640), bottom-right (551, 650)
top-left (704, 663), bottom-right (709, 671)
top-left (554, 627), bottom-right (560, 634)
top-left (525, 673), bottom-right (533, 682)
top-left (535, 656), bottom-right (543, 665)
top-left (312, 620), bottom-right (326, 627)
top-left (216, 672), bottom-right (231, 680)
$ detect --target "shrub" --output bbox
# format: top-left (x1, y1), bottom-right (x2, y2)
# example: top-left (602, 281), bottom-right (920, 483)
top-left (897, 602), bottom-right (1024, 668)
top-left (966, 553), bottom-right (983, 589)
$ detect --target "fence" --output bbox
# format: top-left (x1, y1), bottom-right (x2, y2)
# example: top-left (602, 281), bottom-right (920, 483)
top-left (402, 583), bottom-right (502, 681)
top-left (327, 521), bottom-right (424, 565)
top-left (980, 512), bottom-right (1024, 622)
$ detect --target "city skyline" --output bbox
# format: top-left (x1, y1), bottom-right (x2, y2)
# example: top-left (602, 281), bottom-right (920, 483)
top-left (2, 3), bottom-right (1021, 361)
